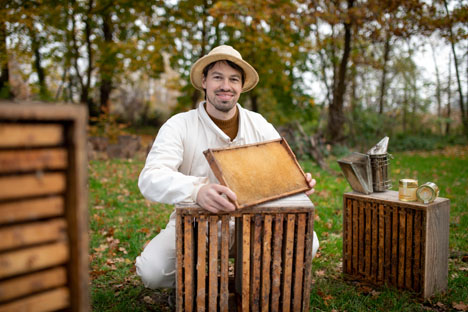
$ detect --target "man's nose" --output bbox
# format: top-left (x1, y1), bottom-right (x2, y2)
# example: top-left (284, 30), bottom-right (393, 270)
top-left (220, 78), bottom-right (232, 90)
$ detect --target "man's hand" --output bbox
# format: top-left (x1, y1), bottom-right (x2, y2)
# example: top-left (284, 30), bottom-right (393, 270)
top-left (196, 184), bottom-right (237, 213)
top-left (305, 172), bottom-right (316, 196)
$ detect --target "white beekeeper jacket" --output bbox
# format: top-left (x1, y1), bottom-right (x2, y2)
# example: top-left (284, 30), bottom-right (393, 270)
top-left (138, 102), bottom-right (281, 212)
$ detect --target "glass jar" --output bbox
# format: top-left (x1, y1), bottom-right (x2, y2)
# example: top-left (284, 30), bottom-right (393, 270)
top-left (416, 182), bottom-right (439, 204)
top-left (399, 179), bottom-right (418, 202)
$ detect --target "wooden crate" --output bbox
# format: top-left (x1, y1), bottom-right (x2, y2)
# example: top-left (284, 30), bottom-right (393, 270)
top-left (0, 102), bottom-right (88, 311)
top-left (175, 194), bottom-right (315, 312)
top-left (203, 139), bottom-right (309, 209)
top-left (343, 191), bottom-right (450, 298)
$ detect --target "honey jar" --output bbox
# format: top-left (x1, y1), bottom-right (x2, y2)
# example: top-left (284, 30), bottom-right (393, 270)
top-left (416, 182), bottom-right (439, 204)
top-left (399, 179), bottom-right (418, 201)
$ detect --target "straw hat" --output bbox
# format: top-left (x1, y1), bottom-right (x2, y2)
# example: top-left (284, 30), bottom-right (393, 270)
top-left (190, 45), bottom-right (259, 93)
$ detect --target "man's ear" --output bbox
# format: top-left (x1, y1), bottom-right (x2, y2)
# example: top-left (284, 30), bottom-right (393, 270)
top-left (201, 76), bottom-right (207, 89)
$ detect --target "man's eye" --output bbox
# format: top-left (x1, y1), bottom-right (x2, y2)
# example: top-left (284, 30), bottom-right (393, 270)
top-left (231, 78), bottom-right (240, 83)
top-left (213, 76), bottom-right (222, 80)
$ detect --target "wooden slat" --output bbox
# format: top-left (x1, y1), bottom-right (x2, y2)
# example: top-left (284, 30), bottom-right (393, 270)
top-left (261, 215), bottom-right (272, 312)
top-left (405, 208), bottom-right (414, 290)
top-left (0, 218), bottom-right (67, 251)
top-left (0, 266), bottom-right (67, 302)
top-left (359, 199), bottom-right (365, 275)
top-left (208, 216), bottom-right (218, 311)
top-left (384, 204), bottom-right (392, 283)
top-left (421, 212), bottom-right (427, 296)
top-left (0, 196), bottom-right (64, 225)
top-left (413, 210), bottom-right (422, 293)
top-left (175, 213), bottom-right (183, 312)
top-left (377, 204), bottom-right (384, 282)
top-left (352, 199), bottom-right (358, 275)
top-left (219, 215), bottom-right (230, 312)
top-left (271, 214), bottom-right (283, 311)
top-left (344, 199), bottom-right (352, 274)
top-left (0, 286), bottom-right (69, 312)
top-left (398, 209), bottom-right (406, 288)
top-left (391, 206), bottom-right (399, 285)
top-left (251, 215), bottom-right (262, 311)
top-left (184, 217), bottom-right (194, 312)
top-left (282, 214), bottom-right (295, 311)
top-left (364, 202), bottom-right (371, 278)
top-left (0, 172), bottom-right (66, 201)
top-left (0, 124), bottom-right (63, 148)
top-left (0, 242), bottom-right (68, 279)
top-left (196, 216), bottom-right (207, 311)
top-left (293, 214), bottom-right (306, 311)
top-left (242, 215), bottom-right (251, 312)
top-left (371, 202), bottom-right (378, 281)
top-left (0, 148), bottom-right (67, 174)
top-left (302, 212), bottom-right (315, 312)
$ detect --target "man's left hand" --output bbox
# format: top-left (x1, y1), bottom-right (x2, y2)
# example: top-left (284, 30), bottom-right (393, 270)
top-left (305, 172), bottom-right (316, 196)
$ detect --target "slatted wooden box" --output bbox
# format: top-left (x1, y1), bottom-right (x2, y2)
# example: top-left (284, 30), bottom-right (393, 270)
top-left (0, 102), bottom-right (88, 311)
top-left (175, 194), bottom-right (315, 312)
top-left (343, 191), bottom-right (450, 298)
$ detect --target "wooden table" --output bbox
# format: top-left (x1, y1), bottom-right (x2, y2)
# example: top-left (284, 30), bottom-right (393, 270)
top-left (343, 190), bottom-right (450, 298)
top-left (175, 193), bottom-right (315, 312)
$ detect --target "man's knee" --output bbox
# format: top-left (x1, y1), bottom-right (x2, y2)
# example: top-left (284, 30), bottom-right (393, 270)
top-left (135, 254), bottom-right (175, 289)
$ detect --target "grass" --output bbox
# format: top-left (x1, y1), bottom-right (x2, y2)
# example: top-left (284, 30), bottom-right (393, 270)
top-left (89, 145), bottom-right (468, 311)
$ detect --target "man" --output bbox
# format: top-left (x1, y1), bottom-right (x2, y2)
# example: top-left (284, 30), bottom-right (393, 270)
top-left (136, 45), bottom-right (319, 289)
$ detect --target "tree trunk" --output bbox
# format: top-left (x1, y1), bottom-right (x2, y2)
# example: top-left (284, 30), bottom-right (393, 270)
top-left (443, 0), bottom-right (467, 135)
top-left (328, 0), bottom-right (354, 142)
top-left (378, 34), bottom-right (391, 114)
top-left (431, 43), bottom-right (442, 134)
top-left (0, 21), bottom-right (12, 99)
top-left (446, 56), bottom-right (452, 135)
top-left (30, 29), bottom-right (49, 100)
top-left (99, 11), bottom-right (113, 114)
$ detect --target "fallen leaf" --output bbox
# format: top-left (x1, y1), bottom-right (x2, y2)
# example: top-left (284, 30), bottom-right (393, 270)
top-left (143, 296), bottom-right (155, 304)
top-left (453, 301), bottom-right (468, 311)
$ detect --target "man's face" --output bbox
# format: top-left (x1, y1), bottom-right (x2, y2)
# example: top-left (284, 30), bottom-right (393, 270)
top-left (202, 61), bottom-right (242, 115)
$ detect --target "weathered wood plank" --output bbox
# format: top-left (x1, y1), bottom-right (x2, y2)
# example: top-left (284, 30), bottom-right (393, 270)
top-left (0, 148), bottom-right (67, 174)
top-left (405, 208), bottom-right (414, 290)
top-left (364, 201), bottom-right (372, 279)
top-left (270, 214), bottom-right (283, 311)
top-left (220, 215), bottom-right (230, 312)
top-left (196, 216), bottom-right (207, 311)
top-left (371, 202), bottom-right (378, 282)
top-left (282, 214), bottom-right (295, 311)
top-left (184, 217), bottom-right (194, 312)
top-left (0, 172), bottom-right (66, 201)
top-left (302, 211), bottom-right (315, 312)
top-left (0, 124), bottom-right (63, 148)
top-left (352, 199), bottom-right (358, 275)
top-left (413, 210), bottom-right (422, 293)
top-left (398, 209), bottom-right (407, 288)
top-left (0, 287), bottom-right (69, 312)
top-left (391, 206), bottom-right (399, 285)
top-left (209, 216), bottom-right (219, 311)
top-left (359, 199), bottom-right (365, 275)
top-left (175, 213), bottom-right (184, 312)
top-left (242, 215), bottom-right (251, 312)
top-left (251, 215), bottom-right (262, 311)
top-left (0, 196), bottom-right (64, 225)
top-left (0, 242), bottom-right (68, 279)
top-left (261, 215), bottom-right (272, 312)
top-left (293, 214), bottom-right (306, 311)
top-left (0, 218), bottom-right (67, 251)
top-left (0, 266), bottom-right (67, 302)
top-left (378, 204), bottom-right (385, 282)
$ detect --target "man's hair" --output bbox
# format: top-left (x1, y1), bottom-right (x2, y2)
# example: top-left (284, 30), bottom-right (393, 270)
top-left (202, 60), bottom-right (245, 86)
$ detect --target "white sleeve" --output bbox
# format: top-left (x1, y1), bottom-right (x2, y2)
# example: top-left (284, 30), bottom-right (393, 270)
top-left (138, 118), bottom-right (208, 204)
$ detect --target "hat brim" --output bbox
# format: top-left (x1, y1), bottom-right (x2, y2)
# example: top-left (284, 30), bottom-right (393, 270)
top-left (190, 53), bottom-right (259, 93)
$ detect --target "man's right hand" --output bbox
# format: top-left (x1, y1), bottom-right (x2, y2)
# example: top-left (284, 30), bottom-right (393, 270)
top-left (196, 184), bottom-right (237, 213)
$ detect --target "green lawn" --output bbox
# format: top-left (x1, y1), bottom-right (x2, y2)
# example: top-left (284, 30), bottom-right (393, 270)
top-left (89, 145), bottom-right (468, 311)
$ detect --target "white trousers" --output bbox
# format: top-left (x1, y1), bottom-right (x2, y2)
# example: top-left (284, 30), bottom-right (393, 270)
top-left (135, 218), bottom-right (320, 289)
